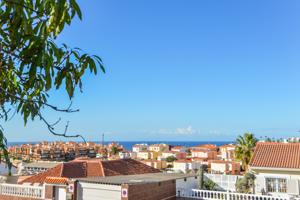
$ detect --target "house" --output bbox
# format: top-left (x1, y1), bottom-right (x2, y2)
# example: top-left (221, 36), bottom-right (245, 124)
top-left (149, 151), bottom-right (160, 160)
top-left (118, 151), bottom-right (131, 159)
top-left (160, 151), bottom-right (187, 160)
top-left (141, 160), bottom-right (167, 170)
top-left (149, 143), bottom-right (169, 152)
top-left (249, 142), bottom-right (300, 197)
top-left (209, 160), bottom-right (240, 175)
top-left (161, 151), bottom-right (177, 160)
top-left (171, 146), bottom-right (187, 153)
top-left (219, 144), bottom-right (235, 161)
top-left (76, 173), bottom-right (194, 200)
top-left (173, 160), bottom-right (201, 173)
top-left (136, 151), bottom-right (150, 160)
top-left (191, 149), bottom-right (217, 160)
top-left (132, 144), bottom-right (148, 153)
top-left (18, 162), bottom-right (61, 175)
top-left (19, 158), bottom-right (161, 185)
top-left (193, 144), bottom-right (218, 151)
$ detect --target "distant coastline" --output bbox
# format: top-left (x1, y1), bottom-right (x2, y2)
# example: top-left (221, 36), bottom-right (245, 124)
top-left (8, 141), bottom-right (233, 150)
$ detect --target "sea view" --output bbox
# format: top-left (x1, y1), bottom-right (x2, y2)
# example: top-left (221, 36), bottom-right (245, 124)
top-left (8, 141), bottom-right (232, 151)
top-left (1, 0), bottom-right (299, 199)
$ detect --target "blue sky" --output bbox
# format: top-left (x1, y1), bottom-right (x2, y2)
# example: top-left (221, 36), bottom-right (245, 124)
top-left (5, 0), bottom-right (300, 142)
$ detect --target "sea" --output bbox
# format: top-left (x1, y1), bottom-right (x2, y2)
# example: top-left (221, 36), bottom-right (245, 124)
top-left (1, 141), bottom-right (233, 175)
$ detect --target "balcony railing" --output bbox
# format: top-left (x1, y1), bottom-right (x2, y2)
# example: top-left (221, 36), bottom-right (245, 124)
top-left (177, 189), bottom-right (291, 200)
top-left (0, 183), bottom-right (44, 199)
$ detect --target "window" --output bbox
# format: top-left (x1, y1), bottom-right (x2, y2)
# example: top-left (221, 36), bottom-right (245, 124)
top-left (266, 178), bottom-right (287, 193)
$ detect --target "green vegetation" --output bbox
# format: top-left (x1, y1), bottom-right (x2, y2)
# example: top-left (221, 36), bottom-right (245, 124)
top-left (203, 179), bottom-right (217, 190)
top-left (234, 132), bottom-right (258, 171)
top-left (110, 146), bottom-right (119, 155)
top-left (236, 173), bottom-right (256, 194)
top-left (166, 155), bottom-right (177, 162)
top-left (0, 0), bottom-right (104, 174)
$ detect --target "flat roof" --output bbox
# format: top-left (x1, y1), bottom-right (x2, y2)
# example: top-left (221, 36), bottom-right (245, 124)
top-left (76, 173), bottom-right (196, 185)
top-left (23, 162), bottom-right (61, 169)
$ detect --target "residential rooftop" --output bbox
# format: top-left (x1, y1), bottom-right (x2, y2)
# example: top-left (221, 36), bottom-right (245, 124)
top-left (76, 172), bottom-right (196, 185)
top-left (250, 142), bottom-right (300, 169)
top-left (23, 162), bottom-right (61, 169)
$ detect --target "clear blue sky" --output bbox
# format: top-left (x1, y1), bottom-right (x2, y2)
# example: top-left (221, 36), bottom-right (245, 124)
top-left (6, 0), bottom-right (300, 142)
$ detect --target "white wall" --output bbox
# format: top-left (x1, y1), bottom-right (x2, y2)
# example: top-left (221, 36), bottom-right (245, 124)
top-left (77, 182), bottom-right (121, 200)
top-left (176, 176), bottom-right (199, 191)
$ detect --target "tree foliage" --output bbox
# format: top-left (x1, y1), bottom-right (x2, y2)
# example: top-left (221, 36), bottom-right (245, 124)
top-left (234, 132), bottom-right (258, 171)
top-left (0, 0), bottom-right (105, 173)
top-left (110, 146), bottom-right (119, 155)
top-left (236, 173), bottom-right (256, 194)
top-left (203, 179), bottom-right (217, 191)
top-left (165, 155), bottom-right (177, 162)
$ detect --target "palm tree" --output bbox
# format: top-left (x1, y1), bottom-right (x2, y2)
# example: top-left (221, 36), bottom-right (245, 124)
top-left (234, 132), bottom-right (258, 171)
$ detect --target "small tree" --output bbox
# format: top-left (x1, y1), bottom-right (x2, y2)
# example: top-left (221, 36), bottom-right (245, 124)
top-left (236, 173), bottom-right (256, 193)
top-left (203, 179), bottom-right (216, 190)
top-left (110, 146), bottom-right (119, 155)
top-left (166, 156), bottom-right (177, 162)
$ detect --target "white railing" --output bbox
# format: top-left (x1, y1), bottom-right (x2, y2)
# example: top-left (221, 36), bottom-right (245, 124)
top-left (177, 189), bottom-right (291, 200)
top-left (205, 174), bottom-right (242, 192)
top-left (0, 183), bottom-right (44, 199)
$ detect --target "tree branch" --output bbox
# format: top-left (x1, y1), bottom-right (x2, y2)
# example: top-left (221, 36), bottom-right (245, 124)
top-left (0, 87), bottom-right (79, 113)
top-left (38, 112), bottom-right (86, 143)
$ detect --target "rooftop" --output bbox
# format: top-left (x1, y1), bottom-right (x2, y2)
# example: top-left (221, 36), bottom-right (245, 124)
top-left (76, 173), bottom-right (195, 185)
top-left (20, 158), bottom-right (161, 184)
top-left (23, 162), bottom-right (61, 169)
top-left (250, 142), bottom-right (300, 169)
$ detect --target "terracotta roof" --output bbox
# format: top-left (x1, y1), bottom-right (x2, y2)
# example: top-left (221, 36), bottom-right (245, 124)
top-left (20, 159), bottom-right (160, 184)
top-left (45, 177), bottom-right (69, 184)
top-left (195, 144), bottom-right (217, 149)
top-left (174, 159), bottom-right (192, 163)
top-left (249, 142), bottom-right (300, 169)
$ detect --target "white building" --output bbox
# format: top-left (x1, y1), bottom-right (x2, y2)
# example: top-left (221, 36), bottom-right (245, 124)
top-left (132, 144), bottom-right (148, 153)
top-left (249, 142), bottom-right (300, 198)
top-left (118, 151), bottom-right (131, 159)
top-left (136, 151), bottom-right (150, 160)
top-left (173, 160), bottom-right (202, 173)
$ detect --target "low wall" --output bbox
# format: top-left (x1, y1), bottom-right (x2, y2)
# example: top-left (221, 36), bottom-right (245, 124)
top-left (122, 179), bottom-right (176, 200)
top-left (0, 195), bottom-right (40, 200)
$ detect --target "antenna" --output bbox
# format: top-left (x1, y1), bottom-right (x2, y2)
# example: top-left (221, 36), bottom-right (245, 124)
top-left (102, 133), bottom-right (104, 147)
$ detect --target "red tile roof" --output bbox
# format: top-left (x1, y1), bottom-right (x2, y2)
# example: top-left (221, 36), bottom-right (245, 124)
top-left (20, 159), bottom-right (161, 184)
top-left (45, 177), bottom-right (69, 184)
top-left (250, 142), bottom-right (300, 169)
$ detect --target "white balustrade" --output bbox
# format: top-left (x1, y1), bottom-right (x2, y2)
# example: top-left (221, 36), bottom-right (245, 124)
top-left (0, 183), bottom-right (44, 199)
top-left (177, 189), bottom-right (291, 200)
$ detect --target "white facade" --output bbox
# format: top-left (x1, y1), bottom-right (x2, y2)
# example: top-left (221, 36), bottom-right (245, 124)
top-left (251, 168), bottom-right (300, 197)
top-left (173, 161), bottom-right (202, 173)
top-left (161, 152), bottom-right (176, 159)
top-left (118, 151), bottom-right (131, 159)
top-left (77, 182), bottom-right (121, 200)
top-left (132, 144), bottom-right (148, 153)
top-left (136, 151), bottom-right (150, 160)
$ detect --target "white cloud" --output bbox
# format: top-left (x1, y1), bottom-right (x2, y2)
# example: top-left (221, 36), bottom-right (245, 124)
top-left (175, 125), bottom-right (197, 135)
top-left (156, 125), bottom-right (199, 135)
